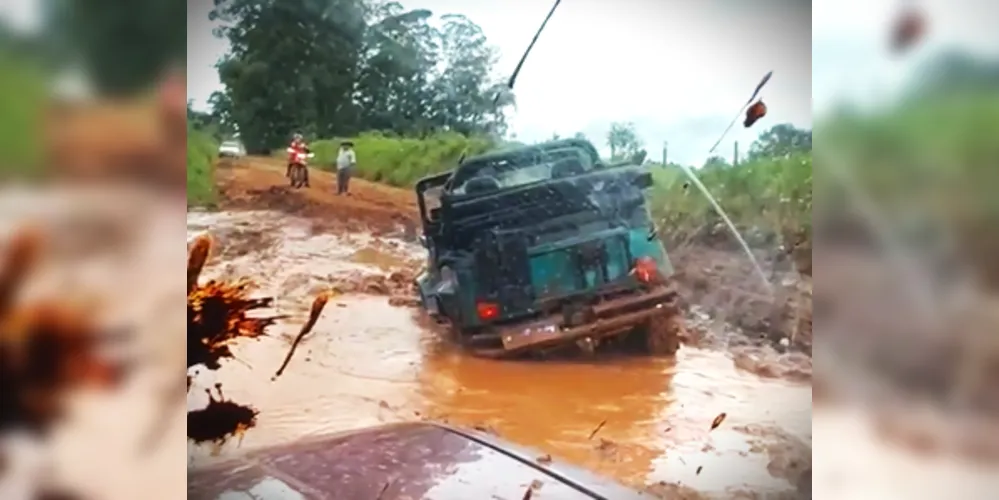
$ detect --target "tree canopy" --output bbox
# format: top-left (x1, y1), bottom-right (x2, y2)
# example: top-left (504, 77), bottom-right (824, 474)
top-left (747, 123), bottom-right (812, 161)
top-left (205, 0), bottom-right (514, 154)
top-left (606, 122), bottom-right (647, 163)
top-left (42, 0), bottom-right (186, 94)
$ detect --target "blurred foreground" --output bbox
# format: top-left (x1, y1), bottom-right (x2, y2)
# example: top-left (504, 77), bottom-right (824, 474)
top-left (0, 4), bottom-right (186, 497)
top-left (813, 6), bottom-right (999, 496)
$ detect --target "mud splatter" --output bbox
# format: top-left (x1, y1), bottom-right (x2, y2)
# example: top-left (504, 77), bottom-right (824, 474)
top-left (187, 386), bottom-right (259, 446)
top-left (0, 227), bottom-right (129, 434)
top-left (184, 234), bottom-right (274, 446)
top-left (183, 232), bottom-right (344, 447)
top-left (273, 291), bottom-right (331, 379)
top-left (187, 234), bottom-right (284, 370)
top-left (710, 413), bottom-right (727, 431)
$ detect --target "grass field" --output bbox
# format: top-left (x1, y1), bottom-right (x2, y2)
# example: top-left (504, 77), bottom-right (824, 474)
top-left (187, 126), bottom-right (217, 207)
top-left (0, 49), bottom-right (46, 178)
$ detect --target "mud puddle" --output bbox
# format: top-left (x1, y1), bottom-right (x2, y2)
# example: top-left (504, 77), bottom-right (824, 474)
top-left (187, 210), bottom-right (811, 497)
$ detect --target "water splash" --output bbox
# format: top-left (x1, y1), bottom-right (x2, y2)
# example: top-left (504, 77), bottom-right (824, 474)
top-left (674, 162), bottom-right (773, 295)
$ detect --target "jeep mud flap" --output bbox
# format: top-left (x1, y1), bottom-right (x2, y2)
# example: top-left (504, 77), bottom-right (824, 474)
top-left (472, 286), bottom-right (680, 358)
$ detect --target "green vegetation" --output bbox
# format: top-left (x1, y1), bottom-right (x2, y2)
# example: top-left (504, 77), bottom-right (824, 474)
top-left (816, 88), bottom-right (999, 285)
top-left (187, 125), bottom-right (217, 208)
top-left (819, 91), bottom-right (999, 211)
top-left (45, 0), bottom-right (186, 94)
top-left (0, 49), bottom-right (46, 178)
top-left (207, 0), bottom-right (514, 154)
top-left (649, 152), bottom-right (812, 249)
top-left (596, 120), bottom-right (813, 250)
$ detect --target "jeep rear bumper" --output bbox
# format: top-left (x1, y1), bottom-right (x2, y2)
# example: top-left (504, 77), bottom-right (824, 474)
top-left (479, 285), bottom-right (680, 356)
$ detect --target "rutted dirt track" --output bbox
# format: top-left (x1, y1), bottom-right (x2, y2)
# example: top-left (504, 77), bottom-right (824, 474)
top-left (188, 157), bottom-right (812, 497)
top-left (213, 156), bottom-right (420, 237)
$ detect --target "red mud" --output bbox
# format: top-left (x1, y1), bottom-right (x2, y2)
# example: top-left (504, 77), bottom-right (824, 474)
top-left (214, 157), bottom-right (420, 237)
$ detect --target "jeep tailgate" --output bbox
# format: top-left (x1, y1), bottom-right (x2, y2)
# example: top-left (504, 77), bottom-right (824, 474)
top-left (528, 227), bottom-right (633, 298)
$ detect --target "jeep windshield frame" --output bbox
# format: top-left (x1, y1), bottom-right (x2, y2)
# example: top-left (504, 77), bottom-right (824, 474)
top-left (416, 171), bottom-right (452, 225)
top-left (447, 139), bottom-right (603, 196)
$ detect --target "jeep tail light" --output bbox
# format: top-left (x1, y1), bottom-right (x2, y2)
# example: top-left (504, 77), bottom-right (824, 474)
top-left (476, 301), bottom-right (499, 321)
top-left (633, 257), bottom-right (658, 283)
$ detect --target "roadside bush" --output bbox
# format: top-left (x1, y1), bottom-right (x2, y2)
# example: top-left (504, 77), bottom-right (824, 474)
top-left (648, 154), bottom-right (813, 252)
top-left (187, 125), bottom-right (217, 207)
top-left (817, 90), bottom-right (999, 286)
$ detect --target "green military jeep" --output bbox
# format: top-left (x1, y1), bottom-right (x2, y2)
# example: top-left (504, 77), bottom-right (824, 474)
top-left (414, 138), bottom-right (684, 358)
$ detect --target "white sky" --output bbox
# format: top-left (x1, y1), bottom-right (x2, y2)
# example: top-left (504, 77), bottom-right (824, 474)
top-left (813, 0), bottom-right (999, 116)
top-left (0, 0), bottom-right (41, 32)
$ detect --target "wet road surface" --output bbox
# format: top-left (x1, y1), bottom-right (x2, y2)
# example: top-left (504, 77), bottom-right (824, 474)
top-left (187, 210), bottom-right (811, 496)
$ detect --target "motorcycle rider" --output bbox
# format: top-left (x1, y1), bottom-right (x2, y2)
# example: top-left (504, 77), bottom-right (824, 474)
top-left (286, 133), bottom-right (311, 186)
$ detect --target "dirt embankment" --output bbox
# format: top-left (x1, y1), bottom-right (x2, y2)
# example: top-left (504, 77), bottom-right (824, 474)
top-left (213, 157), bottom-right (420, 238)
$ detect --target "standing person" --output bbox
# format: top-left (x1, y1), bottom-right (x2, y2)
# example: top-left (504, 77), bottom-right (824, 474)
top-left (336, 140), bottom-right (356, 195)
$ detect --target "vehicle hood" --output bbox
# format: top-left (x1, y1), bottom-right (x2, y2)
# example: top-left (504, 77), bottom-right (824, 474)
top-left (188, 422), bottom-right (650, 500)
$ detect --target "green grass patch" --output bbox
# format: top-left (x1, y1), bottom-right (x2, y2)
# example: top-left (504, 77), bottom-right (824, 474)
top-left (187, 125), bottom-right (217, 207)
top-left (296, 131), bottom-right (493, 187)
top-left (0, 50), bottom-right (46, 178)
top-left (647, 154), bottom-right (812, 247)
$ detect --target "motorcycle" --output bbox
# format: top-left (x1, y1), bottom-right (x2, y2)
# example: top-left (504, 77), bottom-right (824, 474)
top-left (286, 148), bottom-right (314, 188)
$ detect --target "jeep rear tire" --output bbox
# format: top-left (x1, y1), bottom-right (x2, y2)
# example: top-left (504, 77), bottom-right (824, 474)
top-left (643, 311), bottom-right (683, 356)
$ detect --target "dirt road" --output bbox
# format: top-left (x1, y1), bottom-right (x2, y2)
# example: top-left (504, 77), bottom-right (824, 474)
top-left (188, 157), bottom-right (813, 497)
top-left (213, 156), bottom-right (419, 236)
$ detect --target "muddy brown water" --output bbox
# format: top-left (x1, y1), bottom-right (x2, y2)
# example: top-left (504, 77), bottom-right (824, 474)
top-left (186, 210), bottom-right (811, 496)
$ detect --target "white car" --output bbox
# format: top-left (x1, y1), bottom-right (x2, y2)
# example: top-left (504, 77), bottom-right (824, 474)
top-left (217, 140), bottom-right (246, 158)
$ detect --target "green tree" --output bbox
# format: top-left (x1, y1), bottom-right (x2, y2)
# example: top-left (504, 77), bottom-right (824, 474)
top-left (908, 50), bottom-right (999, 99)
top-left (748, 123), bottom-right (812, 160)
top-left (210, 0), bottom-right (369, 153)
top-left (702, 155), bottom-right (730, 169)
top-left (432, 13), bottom-right (512, 136)
top-left (606, 122), bottom-right (643, 160)
top-left (45, 0), bottom-right (186, 94)
top-left (207, 0), bottom-right (511, 152)
top-left (356, 3), bottom-right (439, 134)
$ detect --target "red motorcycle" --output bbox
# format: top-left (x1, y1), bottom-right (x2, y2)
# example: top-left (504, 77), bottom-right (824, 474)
top-left (286, 147), bottom-right (314, 188)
